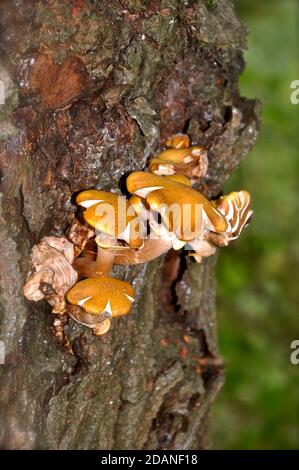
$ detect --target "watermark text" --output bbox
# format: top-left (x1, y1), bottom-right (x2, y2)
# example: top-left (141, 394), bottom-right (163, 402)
top-left (290, 339), bottom-right (299, 365)
top-left (290, 80), bottom-right (299, 104)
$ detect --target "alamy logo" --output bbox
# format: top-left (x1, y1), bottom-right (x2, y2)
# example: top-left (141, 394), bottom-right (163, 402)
top-left (290, 340), bottom-right (299, 365)
top-left (290, 80), bottom-right (299, 105)
top-left (0, 341), bottom-right (5, 364)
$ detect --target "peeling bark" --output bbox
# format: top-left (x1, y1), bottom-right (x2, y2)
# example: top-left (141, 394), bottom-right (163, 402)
top-left (0, 0), bottom-right (259, 449)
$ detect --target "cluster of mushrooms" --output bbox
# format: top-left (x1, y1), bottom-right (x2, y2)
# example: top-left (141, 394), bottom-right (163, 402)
top-left (23, 134), bottom-right (253, 340)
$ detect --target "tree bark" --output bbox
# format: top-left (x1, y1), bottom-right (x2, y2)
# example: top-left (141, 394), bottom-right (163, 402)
top-left (0, 0), bottom-right (259, 450)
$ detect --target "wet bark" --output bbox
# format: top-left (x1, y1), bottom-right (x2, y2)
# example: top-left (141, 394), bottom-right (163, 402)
top-left (0, 0), bottom-right (259, 450)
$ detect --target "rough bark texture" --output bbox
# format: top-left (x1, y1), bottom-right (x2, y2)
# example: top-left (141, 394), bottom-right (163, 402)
top-left (0, 0), bottom-right (259, 450)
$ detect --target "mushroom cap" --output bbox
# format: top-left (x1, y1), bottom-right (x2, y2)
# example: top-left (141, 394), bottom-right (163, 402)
top-left (153, 147), bottom-right (204, 164)
top-left (126, 172), bottom-right (228, 241)
top-left (77, 190), bottom-right (142, 248)
top-left (66, 277), bottom-right (135, 317)
top-left (216, 190), bottom-right (252, 237)
top-left (76, 189), bottom-right (114, 208)
top-left (165, 174), bottom-right (192, 186)
top-left (148, 146), bottom-right (208, 181)
top-left (165, 133), bottom-right (190, 149)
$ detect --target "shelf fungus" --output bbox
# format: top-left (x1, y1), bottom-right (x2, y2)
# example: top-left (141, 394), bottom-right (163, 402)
top-left (23, 133), bottom-right (253, 343)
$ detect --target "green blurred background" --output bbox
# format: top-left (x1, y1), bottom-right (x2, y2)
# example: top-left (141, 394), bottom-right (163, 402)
top-left (212, 0), bottom-right (299, 449)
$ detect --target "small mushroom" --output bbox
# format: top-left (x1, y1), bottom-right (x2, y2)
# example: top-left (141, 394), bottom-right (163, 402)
top-left (148, 146), bottom-right (208, 182)
top-left (188, 191), bottom-right (253, 262)
top-left (77, 189), bottom-right (143, 249)
top-left (208, 190), bottom-right (253, 247)
top-left (129, 187), bottom-right (189, 252)
top-left (74, 189), bottom-right (144, 278)
top-left (76, 191), bottom-right (174, 267)
top-left (165, 133), bottom-right (190, 149)
top-left (66, 277), bottom-right (135, 318)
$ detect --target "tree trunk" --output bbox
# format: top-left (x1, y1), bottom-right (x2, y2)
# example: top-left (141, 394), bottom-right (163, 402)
top-left (0, 0), bottom-right (259, 450)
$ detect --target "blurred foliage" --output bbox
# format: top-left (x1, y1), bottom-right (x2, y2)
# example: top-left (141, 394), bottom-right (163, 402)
top-left (212, 0), bottom-right (299, 449)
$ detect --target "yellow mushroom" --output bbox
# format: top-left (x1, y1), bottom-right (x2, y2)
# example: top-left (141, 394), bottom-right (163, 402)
top-left (217, 190), bottom-right (252, 237)
top-left (187, 190), bottom-right (253, 262)
top-left (87, 191), bottom-right (177, 266)
top-left (74, 189), bottom-right (143, 278)
top-left (76, 190), bottom-right (142, 249)
top-left (208, 190), bottom-right (253, 247)
top-left (66, 277), bottom-right (135, 317)
top-left (153, 147), bottom-right (203, 165)
top-left (165, 133), bottom-right (190, 149)
top-left (76, 189), bottom-right (111, 208)
top-left (148, 146), bottom-right (208, 182)
top-left (126, 172), bottom-right (228, 243)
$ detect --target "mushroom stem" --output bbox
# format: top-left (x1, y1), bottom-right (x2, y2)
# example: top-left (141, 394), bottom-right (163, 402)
top-left (73, 238), bottom-right (116, 278)
top-left (114, 238), bottom-right (173, 265)
top-left (67, 304), bottom-right (112, 335)
top-left (95, 239), bottom-right (116, 276)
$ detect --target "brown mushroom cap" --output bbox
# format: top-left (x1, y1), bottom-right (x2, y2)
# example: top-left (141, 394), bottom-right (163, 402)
top-left (77, 189), bottom-right (142, 249)
top-left (126, 172), bottom-right (228, 241)
top-left (165, 174), bottom-right (192, 186)
top-left (165, 133), bottom-right (190, 149)
top-left (148, 146), bottom-right (208, 181)
top-left (76, 189), bottom-right (114, 208)
top-left (208, 190), bottom-right (253, 246)
top-left (153, 147), bottom-right (204, 164)
top-left (66, 277), bottom-right (135, 317)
